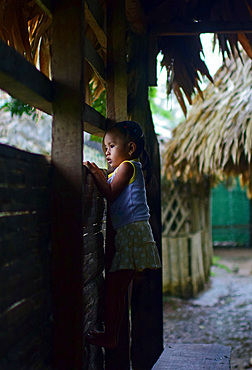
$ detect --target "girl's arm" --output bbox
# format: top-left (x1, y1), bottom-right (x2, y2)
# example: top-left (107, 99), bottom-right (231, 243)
top-left (84, 161), bottom-right (133, 203)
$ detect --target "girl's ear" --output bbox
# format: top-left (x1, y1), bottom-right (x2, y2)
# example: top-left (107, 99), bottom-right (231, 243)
top-left (128, 141), bottom-right (137, 156)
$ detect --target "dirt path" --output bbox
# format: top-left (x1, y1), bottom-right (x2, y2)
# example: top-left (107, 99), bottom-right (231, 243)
top-left (163, 249), bottom-right (252, 370)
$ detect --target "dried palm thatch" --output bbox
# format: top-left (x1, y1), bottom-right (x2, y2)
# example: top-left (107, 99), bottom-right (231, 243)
top-left (1, 0), bottom-right (252, 113)
top-left (155, 0), bottom-right (252, 115)
top-left (0, 0), bottom-right (106, 103)
top-left (163, 53), bottom-right (252, 198)
top-left (0, 0), bottom-right (52, 76)
top-left (159, 35), bottom-right (214, 116)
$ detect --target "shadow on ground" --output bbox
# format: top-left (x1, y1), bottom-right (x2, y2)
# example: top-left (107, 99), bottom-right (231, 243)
top-left (163, 248), bottom-right (252, 370)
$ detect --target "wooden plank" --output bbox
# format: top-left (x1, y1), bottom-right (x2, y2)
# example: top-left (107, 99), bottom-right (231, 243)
top-left (50, 0), bottom-right (85, 368)
top-left (0, 163), bottom-right (50, 186)
top-left (162, 236), bottom-right (170, 293)
top-left (178, 237), bottom-right (190, 298)
top-left (0, 325), bottom-right (52, 370)
top-left (85, 36), bottom-right (106, 82)
top-left (0, 291), bottom-right (51, 358)
top-left (0, 232), bottom-right (49, 268)
top-left (191, 197), bottom-right (201, 233)
top-left (0, 188), bottom-right (50, 212)
top-left (0, 143), bottom-right (50, 163)
top-left (106, 0), bottom-right (127, 121)
top-left (128, 31), bottom-right (163, 370)
top-left (169, 238), bottom-right (180, 296)
top-left (190, 233), bottom-right (199, 296)
top-left (86, 0), bottom-right (105, 34)
top-left (0, 255), bottom-right (49, 312)
top-left (205, 197), bottom-right (213, 269)
top-left (0, 32), bottom-right (106, 135)
top-left (152, 343), bottom-right (231, 369)
top-left (197, 233), bottom-right (206, 285)
top-left (150, 20), bottom-right (252, 35)
top-left (0, 40), bottom-right (52, 115)
top-left (0, 323), bottom-right (52, 369)
top-left (105, 1), bottom-right (129, 368)
top-left (0, 212), bottom-right (49, 233)
top-left (84, 102), bottom-right (107, 136)
top-left (35, 0), bottom-right (52, 17)
top-left (201, 229), bottom-right (211, 279)
top-left (191, 232), bottom-right (205, 297)
top-left (148, 34), bottom-right (157, 86)
top-left (85, 0), bottom-right (106, 49)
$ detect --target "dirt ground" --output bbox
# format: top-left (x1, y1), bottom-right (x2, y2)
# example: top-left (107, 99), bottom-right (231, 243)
top-left (163, 248), bottom-right (252, 370)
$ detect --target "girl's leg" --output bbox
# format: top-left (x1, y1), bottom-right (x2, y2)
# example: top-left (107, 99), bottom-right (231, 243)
top-left (85, 269), bottom-right (135, 349)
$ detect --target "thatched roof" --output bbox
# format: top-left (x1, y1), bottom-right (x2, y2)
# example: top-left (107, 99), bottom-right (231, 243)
top-left (0, 0), bottom-right (106, 104)
top-left (163, 53), bottom-right (252, 197)
top-left (0, 0), bottom-right (252, 112)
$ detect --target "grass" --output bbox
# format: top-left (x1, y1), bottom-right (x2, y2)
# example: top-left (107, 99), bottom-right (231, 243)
top-left (211, 256), bottom-right (232, 273)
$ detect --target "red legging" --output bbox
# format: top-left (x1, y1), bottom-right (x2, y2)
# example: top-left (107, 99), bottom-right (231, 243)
top-left (86, 269), bottom-right (135, 349)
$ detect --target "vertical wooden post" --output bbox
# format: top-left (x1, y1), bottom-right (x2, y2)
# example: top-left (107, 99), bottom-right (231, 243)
top-left (51, 1), bottom-right (85, 368)
top-left (106, 0), bottom-right (127, 122)
top-left (105, 0), bottom-right (130, 368)
top-left (128, 32), bottom-right (163, 369)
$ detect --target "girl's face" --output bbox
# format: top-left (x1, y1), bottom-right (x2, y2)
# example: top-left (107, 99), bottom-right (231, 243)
top-left (103, 131), bottom-right (132, 168)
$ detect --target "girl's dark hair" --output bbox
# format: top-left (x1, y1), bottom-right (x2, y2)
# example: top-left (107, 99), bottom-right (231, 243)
top-left (105, 121), bottom-right (151, 185)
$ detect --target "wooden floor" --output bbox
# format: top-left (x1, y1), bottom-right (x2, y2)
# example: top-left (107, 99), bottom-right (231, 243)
top-left (152, 343), bottom-right (231, 369)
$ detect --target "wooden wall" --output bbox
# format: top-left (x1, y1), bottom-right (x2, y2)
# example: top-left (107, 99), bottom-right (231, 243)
top-left (83, 166), bottom-right (105, 369)
top-left (0, 144), bottom-right (52, 368)
top-left (162, 182), bottom-right (213, 298)
top-left (0, 144), bottom-right (105, 369)
top-left (0, 0), bottom-right (163, 367)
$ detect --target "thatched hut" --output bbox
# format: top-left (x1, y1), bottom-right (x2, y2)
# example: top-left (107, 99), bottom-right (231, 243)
top-left (1, 0), bottom-right (252, 368)
top-left (162, 53), bottom-right (252, 298)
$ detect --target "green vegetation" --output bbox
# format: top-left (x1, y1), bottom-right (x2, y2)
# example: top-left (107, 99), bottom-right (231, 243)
top-left (149, 86), bottom-right (175, 121)
top-left (212, 256), bottom-right (232, 273)
top-left (0, 98), bottom-right (37, 119)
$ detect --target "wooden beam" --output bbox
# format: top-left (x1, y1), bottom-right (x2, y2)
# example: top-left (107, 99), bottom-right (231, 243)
top-left (85, 0), bottom-right (106, 49)
top-left (128, 32), bottom-right (163, 370)
top-left (150, 21), bottom-right (252, 35)
top-left (148, 34), bottom-right (158, 86)
top-left (86, 0), bottom-right (104, 32)
top-left (85, 36), bottom-right (106, 83)
top-left (0, 36), bottom-right (105, 136)
top-left (51, 0), bottom-right (84, 368)
top-left (106, 0), bottom-right (127, 121)
top-left (0, 40), bottom-right (52, 114)
top-left (83, 104), bottom-right (106, 136)
top-left (35, 0), bottom-right (52, 17)
top-left (105, 1), bottom-right (129, 368)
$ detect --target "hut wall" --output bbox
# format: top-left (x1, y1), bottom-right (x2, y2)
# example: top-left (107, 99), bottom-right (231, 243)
top-left (0, 143), bottom-right (104, 369)
top-left (162, 184), bottom-right (213, 298)
top-left (211, 179), bottom-right (251, 248)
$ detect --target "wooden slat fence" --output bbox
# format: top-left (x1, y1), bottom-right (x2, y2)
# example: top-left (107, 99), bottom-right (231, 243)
top-left (0, 0), bottom-right (163, 367)
top-left (162, 182), bottom-right (213, 298)
top-left (83, 166), bottom-right (105, 369)
top-left (0, 144), bottom-right (105, 369)
top-left (0, 144), bottom-right (52, 369)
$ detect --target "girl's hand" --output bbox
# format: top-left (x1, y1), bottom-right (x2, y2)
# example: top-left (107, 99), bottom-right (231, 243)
top-left (84, 161), bottom-right (100, 175)
top-left (84, 161), bottom-right (133, 203)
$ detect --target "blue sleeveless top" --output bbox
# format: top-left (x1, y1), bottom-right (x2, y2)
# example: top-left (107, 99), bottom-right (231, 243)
top-left (107, 160), bottom-right (150, 230)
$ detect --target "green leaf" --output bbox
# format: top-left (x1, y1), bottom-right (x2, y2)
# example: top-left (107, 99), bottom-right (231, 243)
top-left (0, 98), bottom-right (36, 118)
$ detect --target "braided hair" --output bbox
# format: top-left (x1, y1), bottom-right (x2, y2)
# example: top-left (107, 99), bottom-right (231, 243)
top-left (104, 121), bottom-right (151, 185)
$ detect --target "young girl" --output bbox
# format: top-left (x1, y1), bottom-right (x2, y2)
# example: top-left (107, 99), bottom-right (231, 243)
top-left (84, 121), bottom-right (161, 349)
